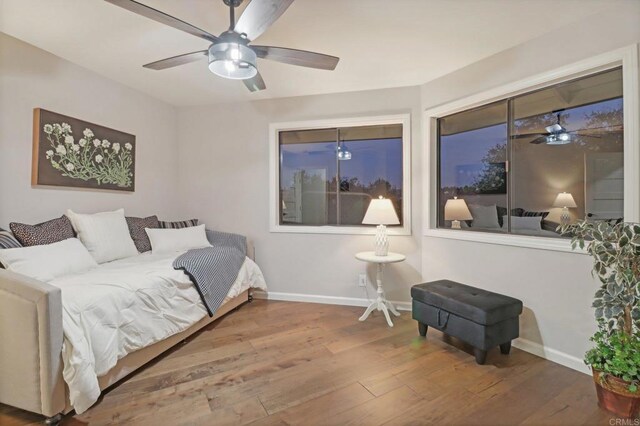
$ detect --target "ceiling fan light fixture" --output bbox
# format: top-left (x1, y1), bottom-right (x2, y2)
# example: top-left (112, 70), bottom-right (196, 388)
top-left (208, 42), bottom-right (257, 80)
top-left (337, 142), bottom-right (351, 160)
top-left (546, 133), bottom-right (571, 145)
top-left (337, 149), bottom-right (352, 161)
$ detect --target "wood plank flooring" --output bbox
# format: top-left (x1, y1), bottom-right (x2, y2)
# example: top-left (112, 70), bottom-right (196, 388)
top-left (0, 300), bottom-right (619, 425)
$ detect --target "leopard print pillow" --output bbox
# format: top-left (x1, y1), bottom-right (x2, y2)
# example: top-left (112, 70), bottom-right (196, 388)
top-left (126, 215), bottom-right (160, 253)
top-left (10, 216), bottom-right (75, 247)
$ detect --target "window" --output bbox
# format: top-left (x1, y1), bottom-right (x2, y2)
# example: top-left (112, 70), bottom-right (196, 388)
top-left (271, 115), bottom-right (410, 234)
top-left (437, 67), bottom-right (623, 238)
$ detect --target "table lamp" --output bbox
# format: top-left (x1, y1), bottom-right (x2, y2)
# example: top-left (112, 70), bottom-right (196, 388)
top-left (445, 197), bottom-right (472, 229)
top-left (553, 192), bottom-right (577, 225)
top-left (362, 196), bottom-right (400, 256)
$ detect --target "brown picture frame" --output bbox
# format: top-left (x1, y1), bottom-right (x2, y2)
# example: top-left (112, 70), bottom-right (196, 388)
top-left (32, 108), bottom-right (136, 192)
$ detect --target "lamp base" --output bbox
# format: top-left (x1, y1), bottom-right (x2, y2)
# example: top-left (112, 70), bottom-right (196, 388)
top-left (560, 207), bottom-right (571, 226)
top-left (451, 220), bottom-right (461, 229)
top-left (374, 224), bottom-right (389, 256)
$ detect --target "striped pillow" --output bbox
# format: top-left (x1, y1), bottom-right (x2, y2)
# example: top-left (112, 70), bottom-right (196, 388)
top-left (0, 228), bottom-right (22, 269)
top-left (0, 229), bottom-right (22, 249)
top-left (522, 210), bottom-right (550, 220)
top-left (158, 219), bottom-right (199, 229)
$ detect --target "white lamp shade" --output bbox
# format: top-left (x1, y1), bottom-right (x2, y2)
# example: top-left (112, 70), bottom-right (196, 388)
top-left (444, 197), bottom-right (473, 221)
top-left (553, 192), bottom-right (577, 208)
top-left (362, 197), bottom-right (400, 225)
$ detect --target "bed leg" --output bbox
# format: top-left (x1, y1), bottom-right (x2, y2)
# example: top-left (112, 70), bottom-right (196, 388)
top-left (45, 413), bottom-right (62, 426)
top-left (248, 293), bottom-right (254, 302)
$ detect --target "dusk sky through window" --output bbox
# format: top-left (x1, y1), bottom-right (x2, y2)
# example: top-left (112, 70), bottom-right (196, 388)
top-left (280, 138), bottom-right (403, 189)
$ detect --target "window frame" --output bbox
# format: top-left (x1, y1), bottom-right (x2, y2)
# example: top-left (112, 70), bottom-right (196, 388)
top-left (269, 114), bottom-right (412, 235)
top-left (423, 45), bottom-right (639, 253)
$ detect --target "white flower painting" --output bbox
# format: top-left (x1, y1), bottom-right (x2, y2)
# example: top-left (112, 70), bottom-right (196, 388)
top-left (33, 109), bottom-right (135, 191)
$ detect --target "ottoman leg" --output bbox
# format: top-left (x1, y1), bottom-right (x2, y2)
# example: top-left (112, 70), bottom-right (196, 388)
top-left (418, 322), bottom-right (428, 337)
top-left (500, 341), bottom-right (512, 355)
top-left (474, 348), bottom-right (487, 365)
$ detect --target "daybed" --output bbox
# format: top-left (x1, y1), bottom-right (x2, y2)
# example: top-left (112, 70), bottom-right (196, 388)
top-left (460, 203), bottom-right (561, 236)
top-left (0, 214), bottom-right (266, 424)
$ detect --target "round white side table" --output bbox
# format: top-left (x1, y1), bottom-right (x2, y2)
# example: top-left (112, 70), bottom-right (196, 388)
top-left (355, 251), bottom-right (406, 327)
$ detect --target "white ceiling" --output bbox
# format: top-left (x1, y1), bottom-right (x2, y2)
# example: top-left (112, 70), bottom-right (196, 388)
top-left (0, 0), bottom-right (621, 107)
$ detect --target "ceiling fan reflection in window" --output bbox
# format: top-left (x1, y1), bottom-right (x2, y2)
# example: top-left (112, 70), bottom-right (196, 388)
top-left (513, 110), bottom-right (618, 145)
top-left (105, 0), bottom-right (340, 92)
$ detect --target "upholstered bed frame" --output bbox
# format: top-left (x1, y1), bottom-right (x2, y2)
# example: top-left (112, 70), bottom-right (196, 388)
top-left (0, 242), bottom-right (255, 423)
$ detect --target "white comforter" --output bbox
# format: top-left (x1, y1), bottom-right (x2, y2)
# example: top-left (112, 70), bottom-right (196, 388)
top-left (48, 252), bottom-right (267, 414)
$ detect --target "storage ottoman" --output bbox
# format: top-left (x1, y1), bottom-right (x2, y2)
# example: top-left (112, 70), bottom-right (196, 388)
top-left (411, 280), bottom-right (523, 364)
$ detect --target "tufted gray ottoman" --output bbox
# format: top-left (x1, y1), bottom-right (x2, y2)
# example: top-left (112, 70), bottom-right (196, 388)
top-left (411, 280), bottom-right (523, 364)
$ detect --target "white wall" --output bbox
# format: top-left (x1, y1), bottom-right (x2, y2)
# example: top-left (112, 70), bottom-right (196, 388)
top-left (177, 87), bottom-right (423, 304)
top-left (0, 33), bottom-right (180, 228)
top-left (420, 5), bottom-right (640, 371)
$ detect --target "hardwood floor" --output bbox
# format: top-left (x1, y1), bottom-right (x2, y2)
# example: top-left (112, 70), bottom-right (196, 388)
top-left (0, 300), bottom-right (618, 425)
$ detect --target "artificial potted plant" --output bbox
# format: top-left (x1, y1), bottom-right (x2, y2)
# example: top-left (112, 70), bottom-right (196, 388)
top-left (561, 220), bottom-right (640, 418)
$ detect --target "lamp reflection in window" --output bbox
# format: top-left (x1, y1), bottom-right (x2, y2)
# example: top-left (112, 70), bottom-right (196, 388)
top-left (445, 197), bottom-right (473, 229)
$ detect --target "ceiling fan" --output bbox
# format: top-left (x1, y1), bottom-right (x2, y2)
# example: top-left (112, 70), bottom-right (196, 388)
top-left (513, 110), bottom-right (606, 145)
top-left (105, 0), bottom-right (340, 92)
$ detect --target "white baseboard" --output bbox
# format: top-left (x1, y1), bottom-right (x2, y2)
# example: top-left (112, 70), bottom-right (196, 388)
top-left (252, 290), bottom-right (412, 311)
top-left (253, 290), bottom-right (590, 375)
top-left (512, 337), bottom-right (590, 375)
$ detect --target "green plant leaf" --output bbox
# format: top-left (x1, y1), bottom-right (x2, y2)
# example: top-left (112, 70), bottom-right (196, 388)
top-left (619, 235), bottom-right (630, 247)
top-left (595, 307), bottom-right (604, 319)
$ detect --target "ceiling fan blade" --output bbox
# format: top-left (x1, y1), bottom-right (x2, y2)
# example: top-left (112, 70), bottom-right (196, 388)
top-left (105, 0), bottom-right (218, 42)
top-left (143, 50), bottom-right (208, 70)
top-left (568, 132), bottom-right (603, 139)
top-left (244, 71), bottom-right (266, 92)
top-left (511, 132), bottom-right (548, 139)
top-left (252, 46), bottom-right (339, 70)
top-left (569, 125), bottom-right (623, 136)
top-left (234, 0), bottom-right (294, 41)
top-left (530, 136), bottom-right (548, 145)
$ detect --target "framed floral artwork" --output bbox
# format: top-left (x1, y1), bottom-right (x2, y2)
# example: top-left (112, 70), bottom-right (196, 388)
top-left (32, 108), bottom-right (135, 192)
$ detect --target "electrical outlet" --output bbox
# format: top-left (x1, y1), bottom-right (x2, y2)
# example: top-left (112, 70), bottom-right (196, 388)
top-left (358, 274), bottom-right (367, 287)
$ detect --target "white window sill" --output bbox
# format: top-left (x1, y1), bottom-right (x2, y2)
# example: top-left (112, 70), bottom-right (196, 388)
top-left (423, 228), bottom-right (587, 254)
top-left (271, 224), bottom-right (411, 236)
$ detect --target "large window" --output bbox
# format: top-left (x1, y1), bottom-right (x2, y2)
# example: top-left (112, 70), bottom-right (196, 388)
top-left (273, 116), bottom-right (409, 233)
top-left (437, 68), bottom-right (623, 237)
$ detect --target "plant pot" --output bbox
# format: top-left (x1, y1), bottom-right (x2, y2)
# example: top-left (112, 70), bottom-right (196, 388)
top-left (593, 369), bottom-right (640, 418)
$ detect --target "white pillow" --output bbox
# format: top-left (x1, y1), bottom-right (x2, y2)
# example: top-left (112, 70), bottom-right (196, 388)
top-left (0, 238), bottom-right (97, 282)
top-left (146, 224), bottom-right (211, 255)
top-left (504, 215), bottom-right (542, 231)
top-left (66, 208), bottom-right (138, 264)
top-left (468, 204), bottom-right (500, 229)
